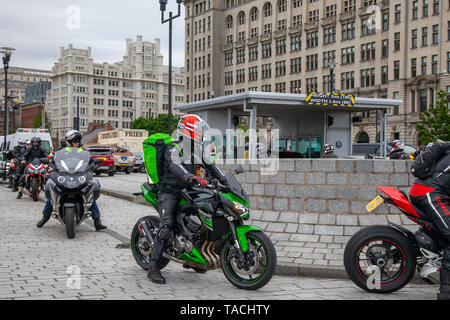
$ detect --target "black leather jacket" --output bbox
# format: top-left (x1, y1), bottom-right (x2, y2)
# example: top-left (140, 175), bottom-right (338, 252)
top-left (159, 142), bottom-right (226, 196)
top-left (24, 146), bottom-right (48, 163)
top-left (13, 145), bottom-right (27, 161)
top-left (414, 143), bottom-right (450, 195)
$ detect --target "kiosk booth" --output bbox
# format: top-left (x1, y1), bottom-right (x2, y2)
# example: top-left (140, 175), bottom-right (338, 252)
top-left (175, 92), bottom-right (402, 158)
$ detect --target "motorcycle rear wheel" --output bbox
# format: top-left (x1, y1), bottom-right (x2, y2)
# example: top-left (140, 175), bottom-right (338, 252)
top-left (131, 216), bottom-right (170, 271)
top-left (220, 230), bottom-right (277, 290)
top-left (344, 225), bottom-right (417, 293)
top-left (64, 206), bottom-right (76, 239)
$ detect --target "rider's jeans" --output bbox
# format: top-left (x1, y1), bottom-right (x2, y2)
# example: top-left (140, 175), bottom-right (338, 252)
top-left (42, 199), bottom-right (101, 219)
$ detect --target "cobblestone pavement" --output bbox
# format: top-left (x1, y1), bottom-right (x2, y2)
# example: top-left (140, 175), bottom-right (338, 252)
top-left (0, 182), bottom-right (439, 300)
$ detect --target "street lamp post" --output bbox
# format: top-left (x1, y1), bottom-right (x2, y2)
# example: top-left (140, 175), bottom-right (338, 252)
top-left (160, 0), bottom-right (182, 134)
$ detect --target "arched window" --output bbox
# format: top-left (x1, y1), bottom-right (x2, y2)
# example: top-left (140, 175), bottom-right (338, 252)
top-left (278, 0), bottom-right (287, 13)
top-left (250, 7), bottom-right (259, 21)
top-left (226, 15), bottom-right (233, 29)
top-left (263, 2), bottom-right (272, 17)
top-left (357, 131), bottom-right (370, 143)
top-left (238, 11), bottom-right (246, 25)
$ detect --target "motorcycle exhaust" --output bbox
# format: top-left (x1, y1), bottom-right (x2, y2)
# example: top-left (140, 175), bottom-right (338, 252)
top-left (420, 263), bottom-right (440, 284)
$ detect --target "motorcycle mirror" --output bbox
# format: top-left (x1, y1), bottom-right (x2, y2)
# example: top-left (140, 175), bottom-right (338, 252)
top-left (234, 165), bottom-right (244, 175)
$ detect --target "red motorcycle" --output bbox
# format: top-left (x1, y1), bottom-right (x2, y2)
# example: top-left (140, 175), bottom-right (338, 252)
top-left (20, 158), bottom-right (48, 202)
top-left (344, 186), bottom-right (445, 293)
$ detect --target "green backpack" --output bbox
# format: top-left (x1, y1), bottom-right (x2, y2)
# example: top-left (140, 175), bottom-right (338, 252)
top-left (143, 133), bottom-right (175, 184)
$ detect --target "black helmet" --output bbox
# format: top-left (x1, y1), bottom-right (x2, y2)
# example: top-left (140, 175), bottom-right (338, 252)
top-left (31, 137), bottom-right (41, 148)
top-left (65, 130), bottom-right (82, 146)
top-left (60, 138), bottom-right (68, 148)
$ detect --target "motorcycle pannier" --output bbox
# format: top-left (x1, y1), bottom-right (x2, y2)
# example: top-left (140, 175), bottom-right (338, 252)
top-left (143, 133), bottom-right (173, 184)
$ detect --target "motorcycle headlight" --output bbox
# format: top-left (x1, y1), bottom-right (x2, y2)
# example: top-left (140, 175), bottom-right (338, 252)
top-left (39, 168), bottom-right (45, 173)
top-left (28, 167), bottom-right (34, 173)
top-left (78, 175), bottom-right (86, 183)
top-left (233, 201), bottom-right (249, 218)
top-left (57, 176), bottom-right (66, 184)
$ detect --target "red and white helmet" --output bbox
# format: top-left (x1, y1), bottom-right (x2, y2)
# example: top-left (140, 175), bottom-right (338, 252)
top-left (177, 114), bottom-right (210, 144)
top-left (388, 139), bottom-right (404, 154)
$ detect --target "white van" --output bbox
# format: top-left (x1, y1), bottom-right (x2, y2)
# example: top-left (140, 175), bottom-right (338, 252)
top-left (3, 128), bottom-right (53, 153)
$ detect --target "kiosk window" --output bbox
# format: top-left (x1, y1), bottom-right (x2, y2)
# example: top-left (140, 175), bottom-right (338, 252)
top-left (298, 137), bottom-right (322, 158)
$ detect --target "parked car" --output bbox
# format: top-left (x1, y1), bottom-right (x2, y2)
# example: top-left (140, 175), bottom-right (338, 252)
top-left (133, 152), bottom-right (145, 173)
top-left (85, 146), bottom-right (116, 176)
top-left (113, 147), bottom-right (135, 174)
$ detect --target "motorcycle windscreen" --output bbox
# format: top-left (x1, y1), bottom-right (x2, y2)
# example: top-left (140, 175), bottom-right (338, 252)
top-left (54, 148), bottom-right (91, 174)
top-left (224, 172), bottom-right (249, 203)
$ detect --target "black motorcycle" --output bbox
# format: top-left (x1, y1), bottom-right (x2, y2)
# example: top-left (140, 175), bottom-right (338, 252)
top-left (46, 147), bottom-right (102, 239)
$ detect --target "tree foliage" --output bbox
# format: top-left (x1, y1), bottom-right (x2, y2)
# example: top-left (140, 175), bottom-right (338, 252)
top-left (131, 114), bottom-right (181, 136)
top-left (415, 90), bottom-right (450, 145)
top-left (33, 111), bottom-right (50, 129)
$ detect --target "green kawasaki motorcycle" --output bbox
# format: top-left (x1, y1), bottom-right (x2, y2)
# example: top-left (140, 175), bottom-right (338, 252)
top-left (131, 166), bottom-right (277, 290)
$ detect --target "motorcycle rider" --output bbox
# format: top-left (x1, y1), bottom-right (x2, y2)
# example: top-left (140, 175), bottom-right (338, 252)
top-left (388, 140), bottom-right (409, 159)
top-left (147, 114), bottom-right (227, 285)
top-left (17, 137), bottom-right (48, 199)
top-left (409, 140), bottom-right (450, 300)
top-left (12, 139), bottom-right (28, 185)
top-left (56, 138), bottom-right (68, 152)
top-left (36, 130), bottom-right (107, 231)
top-left (322, 144), bottom-right (338, 158)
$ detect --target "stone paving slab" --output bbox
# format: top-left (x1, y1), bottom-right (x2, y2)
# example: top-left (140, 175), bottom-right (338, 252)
top-left (0, 183), bottom-right (439, 300)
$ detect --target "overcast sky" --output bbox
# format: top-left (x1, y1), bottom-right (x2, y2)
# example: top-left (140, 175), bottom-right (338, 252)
top-left (0, 0), bottom-right (186, 70)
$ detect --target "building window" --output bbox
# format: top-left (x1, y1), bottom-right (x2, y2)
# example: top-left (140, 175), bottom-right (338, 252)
top-left (394, 60), bottom-right (400, 79)
top-left (236, 69), bottom-right (245, 83)
top-left (306, 54), bottom-right (318, 71)
top-left (382, 12), bottom-right (389, 31)
top-left (343, 0), bottom-right (355, 12)
top-left (238, 11), bottom-right (245, 25)
top-left (293, 0), bottom-right (303, 8)
top-left (423, 0), bottom-right (429, 17)
top-left (225, 52), bottom-right (233, 66)
top-left (306, 31), bottom-right (318, 48)
top-left (411, 58), bottom-right (417, 77)
top-left (432, 54), bottom-right (438, 74)
top-left (306, 77), bottom-right (318, 93)
top-left (262, 43), bottom-right (272, 58)
top-left (381, 39), bottom-right (389, 57)
top-left (275, 60), bottom-right (286, 77)
top-left (381, 66), bottom-right (388, 84)
top-left (342, 22), bottom-right (355, 41)
top-left (360, 68), bottom-right (376, 87)
top-left (421, 56), bottom-right (427, 75)
top-left (275, 82), bottom-right (286, 93)
top-left (290, 80), bottom-right (301, 94)
top-left (293, 14), bottom-right (302, 26)
top-left (226, 15), bottom-right (233, 29)
top-left (264, 23), bottom-right (272, 34)
top-left (361, 18), bottom-right (376, 36)
top-left (412, 29), bottom-right (418, 48)
top-left (264, 2), bottom-right (272, 17)
top-left (422, 27), bottom-right (428, 46)
top-left (248, 66), bottom-right (258, 81)
top-left (412, 1), bottom-right (419, 19)
top-left (394, 32), bottom-right (401, 51)
top-left (341, 46), bottom-right (355, 65)
top-left (419, 89), bottom-right (428, 112)
top-left (248, 46), bottom-right (258, 61)
top-left (432, 25), bottom-right (439, 44)
top-left (323, 27), bottom-right (336, 45)
top-left (224, 71), bottom-right (233, 85)
top-left (341, 71), bottom-right (355, 90)
top-left (447, 52), bottom-right (450, 74)
top-left (361, 42), bottom-right (376, 61)
top-left (278, 0), bottom-right (287, 13)
top-left (250, 7), bottom-right (259, 21)
top-left (323, 50), bottom-right (336, 68)
top-left (262, 63), bottom-right (272, 79)
top-left (290, 34), bottom-right (302, 52)
top-left (394, 4), bottom-right (401, 23)
top-left (290, 57), bottom-right (302, 74)
top-left (276, 39), bottom-right (286, 55)
top-left (433, 0), bottom-right (440, 14)
top-left (236, 49), bottom-right (245, 64)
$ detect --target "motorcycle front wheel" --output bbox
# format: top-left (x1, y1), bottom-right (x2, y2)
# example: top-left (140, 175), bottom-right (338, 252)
top-left (131, 216), bottom-right (170, 271)
top-left (344, 225), bottom-right (417, 293)
top-left (220, 230), bottom-right (277, 290)
top-left (64, 206), bottom-right (76, 239)
top-left (30, 178), bottom-right (39, 202)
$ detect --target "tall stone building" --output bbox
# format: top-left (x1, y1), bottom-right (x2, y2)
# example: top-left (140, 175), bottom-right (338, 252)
top-left (183, 0), bottom-right (450, 146)
top-left (0, 67), bottom-right (51, 104)
top-left (46, 35), bottom-right (185, 140)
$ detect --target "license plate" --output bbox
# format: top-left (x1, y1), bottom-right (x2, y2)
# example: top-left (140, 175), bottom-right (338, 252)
top-left (365, 195), bottom-right (384, 213)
